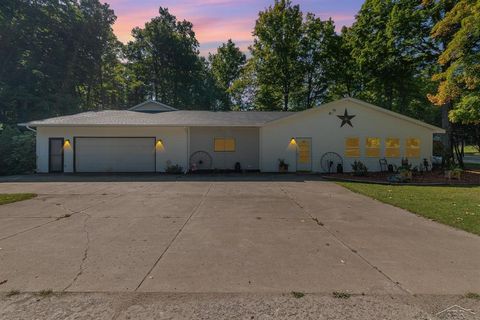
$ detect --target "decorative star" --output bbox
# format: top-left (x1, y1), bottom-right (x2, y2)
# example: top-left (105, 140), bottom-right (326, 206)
top-left (337, 109), bottom-right (356, 127)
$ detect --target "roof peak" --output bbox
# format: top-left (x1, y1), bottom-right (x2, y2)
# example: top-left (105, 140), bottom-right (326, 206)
top-left (129, 100), bottom-right (178, 112)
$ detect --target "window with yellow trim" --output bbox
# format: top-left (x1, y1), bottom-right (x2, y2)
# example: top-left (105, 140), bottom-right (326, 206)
top-left (365, 138), bottom-right (380, 157)
top-left (345, 137), bottom-right (360, 157)
top-left (385, 138), bottom-right (400, 158)
top-left (406, 138), bottom-right (420, 158)
top-left (214, 138), bottom-right (235, 152)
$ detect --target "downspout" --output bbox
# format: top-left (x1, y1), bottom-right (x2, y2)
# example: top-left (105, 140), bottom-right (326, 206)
top-left (25, 125), bottom-right (36, 133)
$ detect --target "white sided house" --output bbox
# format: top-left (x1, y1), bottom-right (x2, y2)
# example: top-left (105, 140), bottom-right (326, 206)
top-left (21, 98), bottom-right (444, 174)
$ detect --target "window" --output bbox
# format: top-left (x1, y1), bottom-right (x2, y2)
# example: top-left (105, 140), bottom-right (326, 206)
top-left (214, 138), bottom-right (235, 152)
top-left (385, 138), bottom-right (400, 158)
top-left (345, 137), bottom-right (360, 157)
top-left (406, 138), bottom-right (420, 158)
top-left (366, 138), bottom-right (381, 157)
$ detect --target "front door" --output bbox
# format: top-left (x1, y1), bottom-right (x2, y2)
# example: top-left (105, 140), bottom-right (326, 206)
top-left (296, 137), bottom-right (312, 172)
top-left (49, 138), bottom-right (64, 173)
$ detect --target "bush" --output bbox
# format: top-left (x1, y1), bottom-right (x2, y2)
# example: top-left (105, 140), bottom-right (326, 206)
top-left (165, 163), bottom-right (184, 174)
top-left (351, 160), bottom-right (368, 176)
top-left (0, 125), bottom-right (36, 176)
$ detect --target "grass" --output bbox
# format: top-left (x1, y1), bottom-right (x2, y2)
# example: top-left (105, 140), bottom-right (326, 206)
top-left (465, 292), bottom-right (480, 300)
top-left (36, 289), bottom-right (53, 297)
top-left (5, 289), bottom-right (20, 297)
top-left (332, 291), bottom-right (351, 299)
top-left (0, 193), bottom-right (36, 205)
top-left (337, 182), bottom-right (480, 236)
top-left (291, 291), bottom-right (305, 299)
top-left (465, 145), bottom-right (480, 155)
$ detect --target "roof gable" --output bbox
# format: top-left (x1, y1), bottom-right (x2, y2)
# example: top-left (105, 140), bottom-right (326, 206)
top-left (129, 100), bottom-right (178, 113)
top-left (266, 98), bottom-right (445, 133)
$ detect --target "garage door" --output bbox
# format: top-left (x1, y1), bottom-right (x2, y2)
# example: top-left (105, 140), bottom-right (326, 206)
top-left (75, 137), bottom-right (155, 173)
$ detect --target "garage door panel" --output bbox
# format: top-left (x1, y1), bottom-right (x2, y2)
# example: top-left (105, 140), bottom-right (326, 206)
top-left (75, 138), bottom-right (155, 173)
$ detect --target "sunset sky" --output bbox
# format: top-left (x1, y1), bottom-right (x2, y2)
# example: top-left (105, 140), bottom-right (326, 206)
top-left (106, 0), bottom-right (364, 56)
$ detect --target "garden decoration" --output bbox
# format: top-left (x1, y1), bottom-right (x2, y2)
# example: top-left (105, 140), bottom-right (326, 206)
top-left (189, 151), bottom-right (213, 171)
top-left (320, 152), bottom-right (343, 173)
top-left (337, 109), bottom-right (356, 127)
top-left (445, 165), bottom-right (463, 180)
top-left (278, 159), bottom-right (289, 172)
top-left (379, 158), bottom-right (388, 172)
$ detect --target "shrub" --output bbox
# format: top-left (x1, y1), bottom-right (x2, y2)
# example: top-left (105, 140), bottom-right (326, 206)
top-left (351, 160), bottom-right (368, 176)
top-left (165, 163), bottom-right (184, 174)
top-left (0, 125), bottom-right (36, 176)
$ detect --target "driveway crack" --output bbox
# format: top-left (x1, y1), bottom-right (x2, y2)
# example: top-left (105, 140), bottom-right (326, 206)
top-left (63, 212), bottom-right (91, 291)
top-left (134, 183), bottom-right (213, 291)
top-left (279, 185), bottom-right (412, 295)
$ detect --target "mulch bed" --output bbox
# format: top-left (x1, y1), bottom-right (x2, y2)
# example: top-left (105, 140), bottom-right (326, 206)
top-left (323, 170), bottom-right (480, 185)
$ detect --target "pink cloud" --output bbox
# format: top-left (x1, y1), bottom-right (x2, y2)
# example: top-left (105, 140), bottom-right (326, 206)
top-left (107, 1), bottom-right (360, 55)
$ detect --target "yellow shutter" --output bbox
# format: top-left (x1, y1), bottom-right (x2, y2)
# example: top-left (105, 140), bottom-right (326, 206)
top-left (366, 138), bottom-right (380, 157)
top-left (385, 138), bottom-right (400, 158)
top-left (406, 138), bottom-right (420, 158)
top-left (214, 138), bottom-right (225, 152)
top-left (214, 138), bottom-right (235, 152)
top-left (224, 138), bottom-right (235, 152)
top-left (345, 137), bottom-right (360, 157)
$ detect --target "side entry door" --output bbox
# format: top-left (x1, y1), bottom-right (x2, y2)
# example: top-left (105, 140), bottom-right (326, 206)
top-left (296, 137), bottom-right (312, 172)
top-left (49, 138), bottom-right (64, 173)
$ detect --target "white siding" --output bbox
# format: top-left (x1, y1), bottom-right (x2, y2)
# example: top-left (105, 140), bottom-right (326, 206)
top-left (36, 126), bottom-right (188, 173)
top-left (189, 127), bottom-right (259, 170)
top-left (260, 100), bottom-right (434, 173)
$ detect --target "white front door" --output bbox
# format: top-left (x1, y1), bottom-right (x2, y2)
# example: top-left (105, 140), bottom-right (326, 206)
top-left (296, 137), bottom-right (312, 172)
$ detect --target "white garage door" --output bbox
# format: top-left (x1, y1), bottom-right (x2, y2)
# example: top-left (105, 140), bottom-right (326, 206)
top-left (75, 137), bottom-right (155, 173)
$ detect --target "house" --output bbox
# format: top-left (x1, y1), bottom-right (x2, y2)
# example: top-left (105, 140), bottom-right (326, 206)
top-left (20, 98), bottom-right (444, 173)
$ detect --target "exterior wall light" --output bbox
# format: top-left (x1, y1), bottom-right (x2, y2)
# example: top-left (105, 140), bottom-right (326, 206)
top-left (63, 139), bottom-right (71, 149)
top-left (287, 137), bottom-right (297, 151)
top-left (156, 139), bottom-right (165, 151)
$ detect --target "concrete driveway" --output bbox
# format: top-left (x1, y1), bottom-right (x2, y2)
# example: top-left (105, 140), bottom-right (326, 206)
top-left (0, 176), bottom-right (479, 295)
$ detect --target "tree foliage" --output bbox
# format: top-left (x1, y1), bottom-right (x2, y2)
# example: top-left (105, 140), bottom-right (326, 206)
top-left (124, 7), bottom-right (218, 109)
top-left (428, 0), bottom-right (480, 125)
top-left (208, 39), bottom-right (246, 110)
top-left (251, 0), bottom-right (304, 111)
top-left (0, 0), bottom-right (123, 124)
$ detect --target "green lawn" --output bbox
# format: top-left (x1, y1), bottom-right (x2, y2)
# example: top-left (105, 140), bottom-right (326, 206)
top-left (337, 182), bottom-right (480, 235)
top-left (0, 193), bottom-right (37, 205)
top-left (465, 145), bottom-right (480, 155)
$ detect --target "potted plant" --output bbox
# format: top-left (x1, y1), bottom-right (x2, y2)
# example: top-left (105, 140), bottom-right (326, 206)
top-left (278, 159), bottom-right (289, 173)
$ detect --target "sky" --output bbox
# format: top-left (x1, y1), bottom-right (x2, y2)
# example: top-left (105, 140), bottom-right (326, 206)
top-left (105, 0), bottom-right (364, 56)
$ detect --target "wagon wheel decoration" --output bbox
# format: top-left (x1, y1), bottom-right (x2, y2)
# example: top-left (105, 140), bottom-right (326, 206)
top-left (320, 152), bottom-right (343, 173)
top-left (189, 151), bottom-right (213, 171)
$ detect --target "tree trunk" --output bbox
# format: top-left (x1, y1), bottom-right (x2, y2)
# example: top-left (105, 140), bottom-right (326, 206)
top-left (441, 102), bottom-right (453, 163)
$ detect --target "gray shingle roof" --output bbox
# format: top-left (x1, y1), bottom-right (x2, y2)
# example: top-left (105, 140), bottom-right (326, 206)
top-left (24, 110), bottom-right (295, 127)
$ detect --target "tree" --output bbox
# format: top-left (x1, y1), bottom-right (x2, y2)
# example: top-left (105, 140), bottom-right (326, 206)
top-left (428, 0), bottom-right (480, 125)
top-left (124, 7), bottom-right (219, 110)
top-left (251, 0), bottom-right (303, 111)
top-left (209, 39), bottom-right (246, 110)
top-left (0, 0), bottom-right (122, 124)
top-left (296, 15), bottom-right (341, 109)
top-left (344, 0), bottom-right (438, 121)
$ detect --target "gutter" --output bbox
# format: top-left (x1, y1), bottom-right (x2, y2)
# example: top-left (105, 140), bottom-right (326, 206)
top-left (17, 123), bottom-right (37, 133)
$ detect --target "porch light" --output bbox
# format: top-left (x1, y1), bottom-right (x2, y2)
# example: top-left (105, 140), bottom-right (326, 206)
top-left (156, 139), bottom-right (165, 151)
top-left (287, 137), bottom-right (297, 151)
top-left (63, 139), bottom-right (71, 149)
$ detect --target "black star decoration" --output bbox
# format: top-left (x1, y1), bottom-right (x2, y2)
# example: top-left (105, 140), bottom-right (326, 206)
top-left (337, 109), bottom-right (356, 127)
